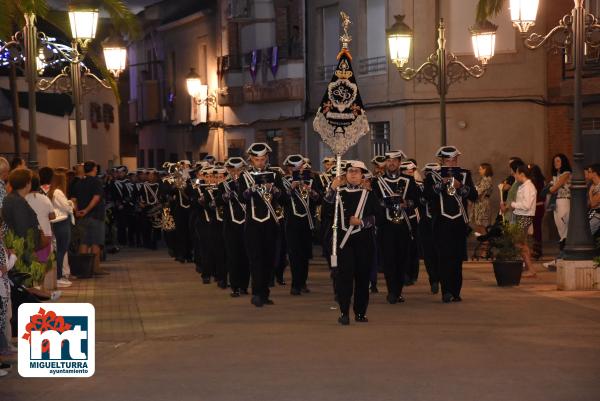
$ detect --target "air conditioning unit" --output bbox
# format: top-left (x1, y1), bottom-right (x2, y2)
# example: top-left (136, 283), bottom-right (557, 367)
top-left (227, 0), bottom-right (250, 20)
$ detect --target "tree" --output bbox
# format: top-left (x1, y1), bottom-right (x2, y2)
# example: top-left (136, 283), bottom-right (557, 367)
top-left (476, 0), bottom-right (506, 22)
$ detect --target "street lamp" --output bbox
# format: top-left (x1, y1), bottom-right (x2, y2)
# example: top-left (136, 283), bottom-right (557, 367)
top-left (510, 0), bottom-right (596, 265)
top-left (186, 68), bottom-right (203, 99)
top-left (68, 1), bottom-right (99, 45)
top-left (510, 0), bottom-right (540, 34)
top-left (386, 16), bottom-right (497, 145)
top-left (102, 33), bottom-right (128, 78)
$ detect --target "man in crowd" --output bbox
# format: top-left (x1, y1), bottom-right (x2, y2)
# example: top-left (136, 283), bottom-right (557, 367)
top-left (73, 161), bottom-right (108, 275)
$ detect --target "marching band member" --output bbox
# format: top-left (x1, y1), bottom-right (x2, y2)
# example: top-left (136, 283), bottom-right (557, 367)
top-left (372, 150), bottom-right (420, 304)
top-left (400, 159), bottom-right (421, 286)
top-left (204, 167), bottom-right (228, 289)
top-left (220, 157), bottom-right (250, 297)
top-left (237, 143), bottom-right (284, 307)
top-left (423, 146), bottom-right (477, 303)
top-left (188, 166), bottom-right (213, 282)
top-left (371, 155), bottom-right (387, 177)
top-left (281, 154), bottom-right (320, 296)
top-left (419, 163), bottom-right (442, 294)
top-left (325, 160), bottom-right (379, 325)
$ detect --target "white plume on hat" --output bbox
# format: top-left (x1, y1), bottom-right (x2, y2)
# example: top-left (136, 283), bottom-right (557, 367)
top-left (385, 150), bottom-right (407, 160)
top-left (246, 142), bottom-right (272, 157)
top-left (435, 146), bottom-right (461, 159)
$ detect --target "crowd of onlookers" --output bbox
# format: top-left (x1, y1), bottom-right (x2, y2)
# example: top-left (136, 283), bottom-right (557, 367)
top-left (468, 154), bottom-right (600, 273)
top-left (0, 157), bottom-right (106, 377)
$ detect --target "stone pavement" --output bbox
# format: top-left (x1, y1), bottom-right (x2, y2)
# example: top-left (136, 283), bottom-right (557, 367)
top-left (1, 248), bottom-right (600, 401)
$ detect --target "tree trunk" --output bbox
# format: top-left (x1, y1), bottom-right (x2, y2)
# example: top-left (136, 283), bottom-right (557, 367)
top-left (8, 62), bottom-right (21, 157)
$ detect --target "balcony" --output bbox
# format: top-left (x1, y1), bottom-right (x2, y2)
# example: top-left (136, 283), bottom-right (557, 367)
top-left (218, 86), bottom-right (244, 106)
top-left (242, 78), bottom-right (303, 103)
top-left (358, 56), bottom-right (387, 75)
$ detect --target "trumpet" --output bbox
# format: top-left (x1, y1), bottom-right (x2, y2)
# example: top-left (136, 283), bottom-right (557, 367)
top-left (447, 176), bottom-right (457, 196)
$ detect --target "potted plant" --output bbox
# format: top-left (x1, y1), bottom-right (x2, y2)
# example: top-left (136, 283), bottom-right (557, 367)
top-left (489, 222), bottom-right (527, 286)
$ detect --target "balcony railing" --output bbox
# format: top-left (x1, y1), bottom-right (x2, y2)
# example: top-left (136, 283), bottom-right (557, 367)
top-left (358, 56), bottom-right (387, 75)
top-left (317, 64), bottom-right (337, 81)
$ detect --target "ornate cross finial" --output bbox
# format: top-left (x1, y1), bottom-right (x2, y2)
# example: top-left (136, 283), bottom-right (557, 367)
top-left (340, 11), bottom-right (352, 49)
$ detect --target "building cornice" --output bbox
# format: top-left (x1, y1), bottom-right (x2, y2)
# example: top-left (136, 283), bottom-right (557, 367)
top-left (157, 11), bottom-right (207, 32)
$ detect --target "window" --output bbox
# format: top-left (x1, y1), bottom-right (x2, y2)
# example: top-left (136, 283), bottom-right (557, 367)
top-left (157, 149), bottom-right (166, 167)
top-left (138, 149), bottom-right (145, 167)
top-left (370, 122), bottom-right (390, 157)
top-left (359, 0), bottom-right (387, 75)
top-left (148, 149), bottom-right (155, 168)
top-left (319, 4), bottom-right (340, 80)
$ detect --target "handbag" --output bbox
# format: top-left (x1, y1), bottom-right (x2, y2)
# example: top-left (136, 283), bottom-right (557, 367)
top-left (545, 192), bottom-right (557, 212)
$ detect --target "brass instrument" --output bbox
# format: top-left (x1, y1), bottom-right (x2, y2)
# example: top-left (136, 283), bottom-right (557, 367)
top-left (300, 184), bottom-right (309, 201)
top-left (161, 207), bottom-right (176, 231)
top-left (447, 176), bottom-right (457, 196)
top-left (391, 202), bottom-right (403, 224)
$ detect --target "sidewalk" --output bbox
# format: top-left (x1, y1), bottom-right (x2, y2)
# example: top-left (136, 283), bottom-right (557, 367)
top-left (1, 248), bottom-right (599, 401)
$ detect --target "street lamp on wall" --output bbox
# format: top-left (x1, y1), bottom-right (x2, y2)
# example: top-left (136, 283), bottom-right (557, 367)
top-left (186, 68), bottom-right (217, 106)
top-left (386, 15), bottom-right (413, 69)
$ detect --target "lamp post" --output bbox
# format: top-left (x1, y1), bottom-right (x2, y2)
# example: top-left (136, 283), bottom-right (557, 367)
top-left (386, 16), bottom-right (497, 146)
top-left (509, 0), bottom-right (596, 260)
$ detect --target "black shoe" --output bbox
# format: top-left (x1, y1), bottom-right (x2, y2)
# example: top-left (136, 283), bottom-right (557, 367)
top-left (176, 258), bottom-right (185, 264)
top-left (338, 314), bottom-right (350, 326)
top-left (405, 280), bottom-right (415, 286)
top-left (290, 288), bottom-right (302, 296)
top-left (301, 286), bottom-right (311, 293)
top-left (387, 293), bottom-right (398, 304)
top-left (0, 362), bottom-right (11, 369)
top-left (251, 295), bottom-right (263, 307)
top-left (217, 281), bottom-right (228, 289)
top-left (430, 282), bottom-right (440, 294)
top-left (263, 298), bottom-right (274, 305)
top-left (269, 279), bottom-right (275, 287)
top-left (230, 289), bottom-right (240, 298)
top-left (452, 295), bottom-right (462, 302)
top-left (442, 293), bottom-right (453, 303)
top-left (276, 277), bottom-right (286, 286)
top-left (240, 288), bottom-right (249, 295)
top-left (355, 314), bottom-right (368, 323)
top-left (202, 277), bottom-right (211, 284)
top-left (370, 285), bottom-right (379, 294)
top-left (397, 295), bottom-right (405, 303)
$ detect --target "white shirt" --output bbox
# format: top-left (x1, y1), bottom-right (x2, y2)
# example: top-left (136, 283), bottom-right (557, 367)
top-left (511, 179), bottom-right (537, 217)
top-left (25, 192), bottom-right (54, 236)
top-left (51, 189), bottom-right (74, 224)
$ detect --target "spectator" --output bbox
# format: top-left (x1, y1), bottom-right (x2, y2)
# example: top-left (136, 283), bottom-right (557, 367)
top-left (501, 159), bottom-right (525, 223)
top-left (68, 163), bottom-right (85, 204)
top-left (74, 161), bottom-right (107, 275)
top-left (0, 157), bottom-right (13, 374)
top-left (549, 153), bottom-right (572, 251)
top-left (528, 164), bottom-right (546, 259)
top-left (25, 173), bottom-right (55, 266)
top-left (500, 157), bottom-right (522, 202)
top-left (49, 171), bottom-right (74, 288)
top-left (501, 165), bottom-right (537, 278)
top-left (472, 162), bottom-right (493, 235)
top-left (38, 167), bottom-right (54, 195)
top-left (588, 163), bottom-right (600, 238)
top-left (9, 157), bottom-right (25, 172)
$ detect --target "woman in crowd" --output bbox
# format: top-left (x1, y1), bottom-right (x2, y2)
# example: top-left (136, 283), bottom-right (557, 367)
top-left (472, 162), bottom-right (494, 235)
top-left (502, 165), bottom-right (537, 278)
top-left (549, 153), bottom-right (572, 251)
top-left (528, 164), bottom-right (546, 259)
top-left (0, 157), bottom-right (12, 376)
top-left (49, 171), bottom-right (74, 288)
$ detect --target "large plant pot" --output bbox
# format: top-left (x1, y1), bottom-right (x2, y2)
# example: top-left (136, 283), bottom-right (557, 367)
top-left (493, 260), bottom-right (523, 286)
top-left (69, 252), bottom-right (95, 279)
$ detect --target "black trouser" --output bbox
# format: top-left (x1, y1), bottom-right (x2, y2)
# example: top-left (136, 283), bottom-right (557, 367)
top-left (273, 221), bottom-right (287, 282)
top-left (380, 222), bottom-right (411, 297)
top-left (193, 216), bottom-right (212, 278)
top-left (224, 222), bottom-right (249, 290)
top-left (173, 206), bottom-right (192, 260)
top-left (434, 218), bottom-right (468, 298)
top-left (285, 217), bottom-right (312, 290)
top-left (245, 219), bottom-right (278, 300)
top-left (126, 212), bottom-right (138, 246)
top-left (335, 230), bottom-right (374, 316)
top-left (407, 219), bottom-right (420, 282)
top-left (115, 208), bottom-right (128, 245)
top-left (419, 218), bottom-right (439, 285)
top-left (210, 221), bottom-right (227, 284)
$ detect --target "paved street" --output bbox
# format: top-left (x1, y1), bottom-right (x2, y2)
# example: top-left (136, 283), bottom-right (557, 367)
top-left (1, 248), bottom-right (600, 401)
